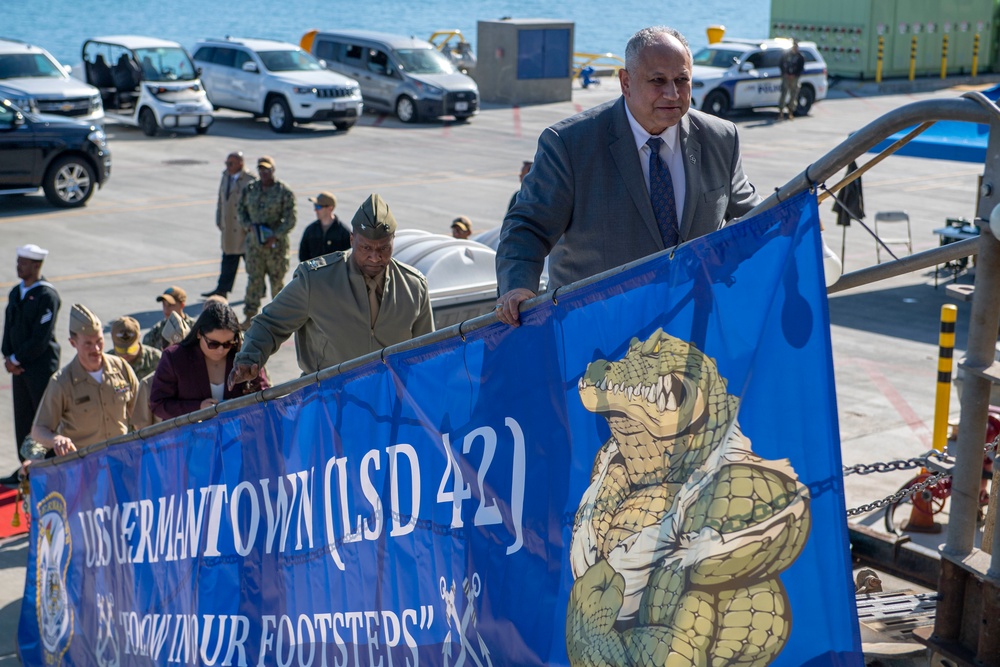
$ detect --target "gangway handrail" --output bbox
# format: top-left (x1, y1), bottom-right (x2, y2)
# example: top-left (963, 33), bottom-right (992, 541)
top-left (31, 93), bottom-right (1000, 469)
top-left (747, 93), bottom-right (997, 221)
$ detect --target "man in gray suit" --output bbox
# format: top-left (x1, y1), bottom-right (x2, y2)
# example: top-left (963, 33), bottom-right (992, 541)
top-left (495, 26), bottom-right (761, 325)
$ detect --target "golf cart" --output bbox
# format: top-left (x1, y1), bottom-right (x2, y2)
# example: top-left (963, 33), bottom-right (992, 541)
top-left (78, 36), bottom-right (213, 136)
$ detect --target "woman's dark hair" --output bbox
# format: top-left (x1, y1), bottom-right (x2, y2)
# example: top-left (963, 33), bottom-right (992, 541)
top-left (180, 300), bottom-right (242, 350)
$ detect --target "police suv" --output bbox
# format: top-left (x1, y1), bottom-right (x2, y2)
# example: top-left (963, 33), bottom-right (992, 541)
top-left (690, 39), bottom-right (828, 117)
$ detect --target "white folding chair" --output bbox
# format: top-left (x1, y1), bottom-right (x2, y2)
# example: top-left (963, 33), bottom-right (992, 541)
top-left (874, 210), bottom-right (912, 263)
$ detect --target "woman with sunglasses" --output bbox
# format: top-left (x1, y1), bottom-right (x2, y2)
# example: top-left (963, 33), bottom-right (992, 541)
top-left (149, 301), bottom-right (269, 420)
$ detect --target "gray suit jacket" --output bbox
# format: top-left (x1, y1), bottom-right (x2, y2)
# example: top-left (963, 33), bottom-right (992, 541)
top-left (497, 97), bottom-right (762, 293)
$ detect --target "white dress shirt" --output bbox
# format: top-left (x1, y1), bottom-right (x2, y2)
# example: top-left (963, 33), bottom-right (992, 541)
top-left (624, 103), bottom-right (686, 225)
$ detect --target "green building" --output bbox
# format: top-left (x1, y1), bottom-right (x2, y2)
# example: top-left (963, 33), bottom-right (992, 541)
top-left (769, 0), bottom-right (995, 78)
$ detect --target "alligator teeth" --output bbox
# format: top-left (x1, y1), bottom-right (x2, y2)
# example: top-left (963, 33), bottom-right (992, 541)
top-left (666, 386), bottom-right (678, 411)
top-left (599, 378), bottom-right (607, 391)
top-left (656, 390), bottom-right (667, 412)
top-left (578, 377), bottom-right (585, 390)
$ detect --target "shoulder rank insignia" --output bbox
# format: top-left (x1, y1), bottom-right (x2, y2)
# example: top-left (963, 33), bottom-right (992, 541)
top-left (305, 256), bottom-right (328, 271)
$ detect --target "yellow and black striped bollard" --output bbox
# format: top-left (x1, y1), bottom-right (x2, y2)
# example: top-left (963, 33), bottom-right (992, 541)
top-left (933, 304), bottom-right (958, 452)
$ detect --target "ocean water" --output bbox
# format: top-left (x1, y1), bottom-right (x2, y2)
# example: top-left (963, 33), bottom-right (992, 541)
top-left (6, 0), bottom-right (770, 66)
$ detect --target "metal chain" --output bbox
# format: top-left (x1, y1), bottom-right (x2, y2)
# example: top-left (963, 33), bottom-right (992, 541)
top-left (844, 435), bottom-right (998, 517)
top-left (846, 470), bottom-right (950, 516)
top-left (842, 450), bottom-right (948, 477)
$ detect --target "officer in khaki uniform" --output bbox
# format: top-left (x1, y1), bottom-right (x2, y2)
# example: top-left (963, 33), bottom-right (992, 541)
top-left (230, 193), bottom-right (434, 385)
top-left (204, 151), bottom-right (256, 298)
top-left (238, 155), bottom-right (296, 327)
top-left (108, 316), bottom-right (160, 379)
top-left (32, 304), bottom-right (139, 457)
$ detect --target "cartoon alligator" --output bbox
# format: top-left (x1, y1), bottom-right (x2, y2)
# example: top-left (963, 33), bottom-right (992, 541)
top-left (567, 329), bottom-right (810, 666)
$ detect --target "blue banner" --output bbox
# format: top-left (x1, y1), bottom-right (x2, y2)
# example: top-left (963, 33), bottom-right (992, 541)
top-left (19, 191), bottom-right (862, 666)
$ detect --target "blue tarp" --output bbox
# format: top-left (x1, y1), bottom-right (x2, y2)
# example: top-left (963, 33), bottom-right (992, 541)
top-left (19, 192), bottom-right (862, 666)
top-left (868, 84), bottom-right (998, 163)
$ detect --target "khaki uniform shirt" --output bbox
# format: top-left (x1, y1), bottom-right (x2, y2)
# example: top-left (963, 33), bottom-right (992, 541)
top-left (33, 354), bottom-right (139, 449)
top-left (129, 374), bottom-right (159, 432)
top-left (142, 312), bottom-right (197, 351)
top-left (109, 344), bottom-right (161, 379)
top-left (237, 178), bottom-right (296, 252)
top-left (237, 251), bottom-right (435, 374)
top-left (217, 169), bottom-right (256, 255)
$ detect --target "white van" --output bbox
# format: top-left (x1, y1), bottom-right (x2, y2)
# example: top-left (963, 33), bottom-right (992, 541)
top-left (302, 30), bottom-right (479, 123)
top-left (76, 36), bottom-right (213, 136)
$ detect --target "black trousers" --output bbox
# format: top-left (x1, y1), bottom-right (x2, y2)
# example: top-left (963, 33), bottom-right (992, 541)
top-left (12, 367), bottom-right (53, 460)
top-left (214, 253), bottom-right (245, 295)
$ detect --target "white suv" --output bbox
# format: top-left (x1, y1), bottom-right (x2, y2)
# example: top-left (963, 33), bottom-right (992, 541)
top-left (690, 39), bottom-right (828, 117)
top-left (192, 37), bottom-right (363, 133)
top-left (0, 38), bottom-right (103, 123)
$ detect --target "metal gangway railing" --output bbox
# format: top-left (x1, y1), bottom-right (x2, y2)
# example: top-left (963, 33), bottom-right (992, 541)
top-left (25, 92), bottom-right (1000, 666)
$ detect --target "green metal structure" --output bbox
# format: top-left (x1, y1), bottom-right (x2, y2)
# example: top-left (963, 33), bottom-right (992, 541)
top-left (768, 0), bottom-right (995, 79)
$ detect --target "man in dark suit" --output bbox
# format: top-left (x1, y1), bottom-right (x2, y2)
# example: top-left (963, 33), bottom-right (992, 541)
top-left (495, 26), bottom-right (761, 325)
top-left (2, 245), bottom-right (60, 483)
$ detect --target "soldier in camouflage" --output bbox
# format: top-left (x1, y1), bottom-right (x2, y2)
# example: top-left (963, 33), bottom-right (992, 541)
top-left (142, 286), bottom-right (196, 351)
top-left (108, 316), bottom-right (161, 379)
top-left (238, 155), bottom-right (296, 329)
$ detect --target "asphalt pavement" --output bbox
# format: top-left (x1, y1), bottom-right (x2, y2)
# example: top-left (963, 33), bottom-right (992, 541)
top-left (1, 75), bottom-right (996, 663)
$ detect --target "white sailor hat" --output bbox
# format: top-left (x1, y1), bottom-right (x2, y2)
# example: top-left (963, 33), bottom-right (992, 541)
top-left (16, 244), bottom-right (48, 261)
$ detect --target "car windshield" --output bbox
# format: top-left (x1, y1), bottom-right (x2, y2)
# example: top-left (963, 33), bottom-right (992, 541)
top-left (134, 47), bottom-right (197, 81)
top-left (395, 48), bottom-right (455, 74)
top-left (0, 53), bottom-right (65, 79)
top-left (692, 48), bottom-right (744, 69)
top-left (257, 49), bottom-right (323, 72)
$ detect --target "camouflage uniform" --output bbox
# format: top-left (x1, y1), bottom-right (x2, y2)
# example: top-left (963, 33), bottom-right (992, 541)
top-left (142, 313), bottom-right (196, 351)
top-left (109, 344), bottom-right (161, 379)
top-left (238, 178), bottom-right (296, 317)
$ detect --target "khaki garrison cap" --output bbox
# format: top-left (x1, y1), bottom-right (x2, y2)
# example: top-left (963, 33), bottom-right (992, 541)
top-left (351, 193), bottom-right (397, 240)
top-left (69, 304), bottom-right (102, 336)
top-left (161, 312), bottom-right (190, 347)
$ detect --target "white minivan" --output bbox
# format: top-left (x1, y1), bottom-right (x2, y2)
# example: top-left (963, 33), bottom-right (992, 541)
top-left (302, 30), bottom-right (479, 123)
top-left (77, 36), bottom-right (213, 136)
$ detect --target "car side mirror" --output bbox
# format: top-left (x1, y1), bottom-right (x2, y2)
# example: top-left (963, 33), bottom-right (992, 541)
top-left (61, 64), bottom-right (73, 76)
top-left (739, 61), bottom-right (754, 73)
top-left (0, 113), bottom-right (25, 131)
top-left (196, 66), bottom-right (203, 77)
top-left (318, 59), bottom-right (328, 68)
top-left (242, 61), bottom-right (258, 73)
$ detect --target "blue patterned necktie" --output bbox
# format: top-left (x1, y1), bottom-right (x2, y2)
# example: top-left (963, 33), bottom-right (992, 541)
top-left (646, 137), bottom-right (680, 247)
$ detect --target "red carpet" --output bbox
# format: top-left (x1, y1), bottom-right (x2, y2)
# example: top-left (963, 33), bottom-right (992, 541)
top-left (0, 486), bottom-right (29, 538)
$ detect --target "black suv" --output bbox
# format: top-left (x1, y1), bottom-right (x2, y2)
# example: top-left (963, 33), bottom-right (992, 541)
top-left (0, 98), bottom-right (111, 207)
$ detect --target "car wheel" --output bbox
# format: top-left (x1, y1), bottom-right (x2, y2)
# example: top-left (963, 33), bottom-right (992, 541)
top-left (139, 107), bottom-right (158, 136)
top-left (43, 156), bottom-right (97, 208)
top-left (195, 125), bottom-right (210, 135)
top-left (703, 90), bottom-right (730, 117)
top-left (454, 115), bottom-right (471, 123)
top-left (395, 95), bottom-right (418, 123)
top-left (334, 121), bottom-right (355, 131)
top-left (267, 97), bottom-right (294, 133)
top-left (795, 85), bottom-right (816, 116)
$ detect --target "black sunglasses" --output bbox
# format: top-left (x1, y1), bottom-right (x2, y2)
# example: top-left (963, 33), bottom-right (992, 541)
top-left (203, 337), bottom-right (237, 350)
